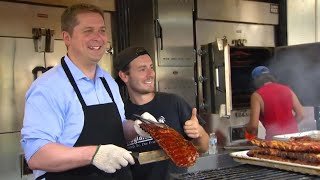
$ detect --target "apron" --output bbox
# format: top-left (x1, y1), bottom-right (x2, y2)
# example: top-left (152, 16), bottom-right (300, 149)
top-left (37, 58), bottom-right (132, 180)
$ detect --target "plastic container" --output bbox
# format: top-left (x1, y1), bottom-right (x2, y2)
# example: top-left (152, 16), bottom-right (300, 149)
top-left (209, 132), bottom-right (218, 154)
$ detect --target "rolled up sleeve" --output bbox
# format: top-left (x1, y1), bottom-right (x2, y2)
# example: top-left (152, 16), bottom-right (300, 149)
top-left (21, 85), bottom-right (63, 161)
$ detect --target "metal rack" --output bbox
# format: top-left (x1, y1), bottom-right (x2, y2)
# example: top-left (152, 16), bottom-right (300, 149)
top-left (171, 164), bottom-right (320, 180)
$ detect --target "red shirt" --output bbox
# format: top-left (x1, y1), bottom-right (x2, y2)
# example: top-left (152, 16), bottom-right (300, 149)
top-left (256, 83), bottom-right (298, 139)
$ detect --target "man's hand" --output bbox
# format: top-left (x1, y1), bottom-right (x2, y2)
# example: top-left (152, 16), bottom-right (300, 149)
top-left (134, 112), bottom-right (157, 138)
top-left (92, 144), bottom-right (135, 173)
top-left (184, 108), bottom-right (202, 139)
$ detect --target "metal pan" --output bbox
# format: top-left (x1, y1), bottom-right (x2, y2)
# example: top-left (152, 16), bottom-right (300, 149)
top-left (230, 150), bottom-right (320, 176)
top-left (272, 130), bottom-right (320, 141)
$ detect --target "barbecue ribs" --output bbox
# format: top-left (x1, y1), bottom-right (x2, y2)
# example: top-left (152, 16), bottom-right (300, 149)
top-left (247, 136), bottom-right (320, 166)
top-left (250, 138), bottom-right (320, 153)
top-left (140, 123), bottom-right (199, 167)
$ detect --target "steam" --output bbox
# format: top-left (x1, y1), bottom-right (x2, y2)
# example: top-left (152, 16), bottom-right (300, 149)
top-left (268, 43), bottom-right (320, 106)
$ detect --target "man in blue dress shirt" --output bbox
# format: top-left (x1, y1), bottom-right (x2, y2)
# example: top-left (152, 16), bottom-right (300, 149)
top-left (20, 3), bottom-right (140, 180)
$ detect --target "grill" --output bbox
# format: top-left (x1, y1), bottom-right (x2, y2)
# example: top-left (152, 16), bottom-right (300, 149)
top-left (171, 164), bottom-right (320, 180)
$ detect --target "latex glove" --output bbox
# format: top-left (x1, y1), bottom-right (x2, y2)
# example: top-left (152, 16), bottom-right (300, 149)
top-left (92, 144), bottom-right (135, 173)
top-left (134, 112), bottom-right (157, 138)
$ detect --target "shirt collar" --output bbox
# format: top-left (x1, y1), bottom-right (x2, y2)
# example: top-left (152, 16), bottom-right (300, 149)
top-left (95, 65), bottom-right (104, 79)
top-left (64, 55), bottom-right (104, 81)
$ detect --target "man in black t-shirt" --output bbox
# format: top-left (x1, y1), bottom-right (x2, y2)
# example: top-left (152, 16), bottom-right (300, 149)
top-left (115, 47), bottom-right (209, 180)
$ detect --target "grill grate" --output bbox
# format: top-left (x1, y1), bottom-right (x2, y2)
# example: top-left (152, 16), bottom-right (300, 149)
top-left (171, 164), bottom-right (320, 180)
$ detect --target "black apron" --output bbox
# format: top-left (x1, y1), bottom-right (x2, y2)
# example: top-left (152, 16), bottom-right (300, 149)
top-left (37, 58), bottom-right (132, 180)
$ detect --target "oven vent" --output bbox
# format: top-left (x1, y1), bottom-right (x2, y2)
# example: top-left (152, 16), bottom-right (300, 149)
top-left (171, 164), bottom-right (320, 180)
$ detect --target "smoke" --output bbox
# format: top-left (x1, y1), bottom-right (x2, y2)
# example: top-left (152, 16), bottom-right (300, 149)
top-left (268, 43), bottom-right (320, 106)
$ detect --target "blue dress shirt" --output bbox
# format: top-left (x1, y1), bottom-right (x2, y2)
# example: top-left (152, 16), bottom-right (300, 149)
top-left (21, 55), bottom-right (125, 178)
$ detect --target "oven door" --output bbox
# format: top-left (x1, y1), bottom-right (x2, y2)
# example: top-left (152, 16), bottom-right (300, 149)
top-left (200, 38), bottom-right (232, 117)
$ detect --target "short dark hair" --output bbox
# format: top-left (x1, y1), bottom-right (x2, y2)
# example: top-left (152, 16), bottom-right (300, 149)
top-left (253, 74), bottom-right (278, 89)
top-left (61, 3), bottom-right (104, 35)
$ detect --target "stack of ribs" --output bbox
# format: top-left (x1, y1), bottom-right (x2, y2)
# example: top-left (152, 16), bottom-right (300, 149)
top-left (247, 136), bottom-right (320, 166)
top-left (140, 123), bottom-right (199, 167)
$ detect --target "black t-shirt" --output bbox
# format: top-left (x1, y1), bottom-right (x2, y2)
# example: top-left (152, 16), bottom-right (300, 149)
top-left (125, 92), bottom-right (206, 180)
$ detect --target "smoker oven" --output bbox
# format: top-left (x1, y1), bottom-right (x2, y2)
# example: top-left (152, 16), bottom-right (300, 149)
top-left (198, 38), bottom-right (273, 145)
top-left (195, 0), bottom-right (278, 145)
top-left (200, 39), bottom-right (274, 116)
top-left (230, 46), bottom-right (274, 109)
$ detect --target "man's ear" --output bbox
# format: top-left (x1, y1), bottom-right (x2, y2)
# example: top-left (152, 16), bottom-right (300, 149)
top-left (118, 71), bottom-right (128, 83)
top-left (62, 31), bottom-right (71, 46)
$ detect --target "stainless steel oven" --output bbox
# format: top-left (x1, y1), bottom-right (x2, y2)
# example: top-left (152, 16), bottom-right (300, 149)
top-left (195, 0), bottom-right (279, 146)
top-left (198, 38), bottom-right (274, 145)
top-left (199, 39), bottom-right (274, 117)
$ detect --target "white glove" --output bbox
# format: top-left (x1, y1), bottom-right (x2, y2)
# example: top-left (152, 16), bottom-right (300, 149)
top-left (92, 144), bottom-right (135, 173)
top-left (134, 112), bottom-right (157, 138)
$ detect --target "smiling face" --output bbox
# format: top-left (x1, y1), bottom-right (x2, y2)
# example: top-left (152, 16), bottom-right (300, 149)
top-left (121, 54), bottom-right (155, 95)
top-left (62, 12), bottom-right (107, 66)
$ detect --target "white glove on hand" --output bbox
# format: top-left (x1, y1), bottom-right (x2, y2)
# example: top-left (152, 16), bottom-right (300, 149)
top-left (92, 144), bottom-right (135, 173)
top-left (134, 112), bottom-right (157, 138)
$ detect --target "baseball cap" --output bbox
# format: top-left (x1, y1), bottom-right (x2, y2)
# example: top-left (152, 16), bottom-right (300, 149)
top-left (114, 47), bottom-right (149, 71)
top-left (251, 66), bottom-right (270, 79)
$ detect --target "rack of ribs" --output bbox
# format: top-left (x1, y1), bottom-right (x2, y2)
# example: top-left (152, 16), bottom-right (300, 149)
top-left (248, 147), bottom-right (320, 165)
top-left (247, 136), bottom-right (320, 166)
top-left (250, 138), bottom-right (320, 153)
top-left (140, 122), bottom-right (199, 167)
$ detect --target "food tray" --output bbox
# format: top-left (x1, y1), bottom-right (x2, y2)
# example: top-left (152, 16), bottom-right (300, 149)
top-left (230, 150), bottom-right (320, 176)
top-left (272, 130), bottom-right (320, 141)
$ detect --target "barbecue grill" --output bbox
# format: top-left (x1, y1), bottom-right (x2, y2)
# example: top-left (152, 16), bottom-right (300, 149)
top-left (171, 164), bottom-right (320, 180)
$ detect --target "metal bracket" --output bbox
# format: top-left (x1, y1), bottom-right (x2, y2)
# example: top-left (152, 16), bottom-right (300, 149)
top-left (198, 76), bottom-right (207, 83)
top-left (32, 28), bottom-right (55, 52)
top-left (197, 49), bottom-right (207, 56)
top-left (199, 102), bottom-right (208, 110)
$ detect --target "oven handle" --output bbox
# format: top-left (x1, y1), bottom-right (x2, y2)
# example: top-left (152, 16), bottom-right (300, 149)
top-left (215, 67), bottom-right (219, 88)
top-left (215, 65), bottom-right (224, 92)
top-left (155, 19), bottom-right (163, 50)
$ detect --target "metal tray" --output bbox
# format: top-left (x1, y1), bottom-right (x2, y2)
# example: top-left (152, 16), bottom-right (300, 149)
top-left (230, 150), bottom-right (320, 176)
top-left (223, 145), bottom-right (255, 150)
top-left (224, 141), bottom-right (255, 150)
top-left (272, 130), bottom-right (320, 141)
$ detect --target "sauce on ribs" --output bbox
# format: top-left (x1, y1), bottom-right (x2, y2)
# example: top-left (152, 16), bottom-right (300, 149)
top-left (140, 123), bottom-right (199, 167)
